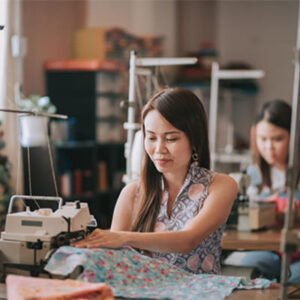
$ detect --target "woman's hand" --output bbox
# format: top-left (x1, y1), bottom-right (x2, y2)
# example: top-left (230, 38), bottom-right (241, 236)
top-left (72, 228), bottom-right (126, 249)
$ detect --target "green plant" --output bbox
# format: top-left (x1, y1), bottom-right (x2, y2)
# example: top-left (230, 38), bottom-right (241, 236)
top-left (19, 94), bottom-right (57, 113)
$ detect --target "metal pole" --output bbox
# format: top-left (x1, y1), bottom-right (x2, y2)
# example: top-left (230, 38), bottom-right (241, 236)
top-left (124, 51), bottom-right (137, 183)
top-left (209, 62), bottom-right (219, 171)
top-left (280, 1), bottom-right (300, 298)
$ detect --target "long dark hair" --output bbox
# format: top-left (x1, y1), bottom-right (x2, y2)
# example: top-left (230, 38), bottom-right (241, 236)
top-left (131, 88), bottom-right (210, 232)
top-left (253, 99), bottom-right (292, 190)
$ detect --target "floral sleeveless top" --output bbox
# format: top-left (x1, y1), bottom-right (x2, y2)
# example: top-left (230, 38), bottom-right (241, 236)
top-left (151, 161), bottom-right (224, 275)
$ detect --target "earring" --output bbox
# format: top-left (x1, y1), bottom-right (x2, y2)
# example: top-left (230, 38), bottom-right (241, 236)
top-left (192, 152), bottom-right (199, 161)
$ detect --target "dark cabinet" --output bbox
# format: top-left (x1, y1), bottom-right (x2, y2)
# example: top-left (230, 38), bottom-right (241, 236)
top-left (45, 61), bottom-right (127, 228)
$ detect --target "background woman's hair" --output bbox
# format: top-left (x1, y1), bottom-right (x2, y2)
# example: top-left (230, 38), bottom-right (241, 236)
top-left (255, 99), bottom-right (291, 131)
top-left (131, 87), bottom-right (210, 232)
top-left (253, 99), bottom-right (292, 189)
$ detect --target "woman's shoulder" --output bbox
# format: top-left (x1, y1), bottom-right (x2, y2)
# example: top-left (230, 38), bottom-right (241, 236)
top-left (211, 172), bottom-right (238, 188)
top-left (115, 180), bottom-right (141, 214)
top-left (208, 171), bottom-right (238, 199)
top-left (120, 179), bottom-right (140, 196)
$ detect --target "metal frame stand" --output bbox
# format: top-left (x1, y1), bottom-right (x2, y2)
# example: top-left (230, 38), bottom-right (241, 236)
top-left (209, 62), bottom-right (265, 171)
top-left (123, 50), bottom-right (197, 183)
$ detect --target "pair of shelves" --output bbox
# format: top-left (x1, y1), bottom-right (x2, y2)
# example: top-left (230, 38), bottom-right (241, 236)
top-left (43, 60), bottom-right (128, 228)
top-left (55, 141), bottom-right (125, 200)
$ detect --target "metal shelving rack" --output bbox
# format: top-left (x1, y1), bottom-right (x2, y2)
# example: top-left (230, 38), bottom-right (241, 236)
top-left (123, 51), bottom-right (197, 183)
top-left (209, 62), bottom-right (265, 171)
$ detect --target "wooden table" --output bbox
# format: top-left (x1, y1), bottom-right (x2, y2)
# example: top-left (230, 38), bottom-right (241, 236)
top-left (0, 229), bottom-right (296, 300)
top-left (1, 282), bottom-right (298, 300)
top-left (222, 229), bottom-right (282, 251)
top-left (227, 286), bottom-right (299, 299)
top-left (0, 236), bottom-right (286, 300)
top-left (221, 229), bottom-right (300, 298)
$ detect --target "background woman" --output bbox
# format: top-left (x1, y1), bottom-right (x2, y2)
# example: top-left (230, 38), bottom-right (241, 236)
top-left (224, 99), bottom-right (300, 283)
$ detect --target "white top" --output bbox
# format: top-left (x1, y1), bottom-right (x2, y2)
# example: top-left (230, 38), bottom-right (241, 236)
top-left (246, 164), bottom-right (286, 197)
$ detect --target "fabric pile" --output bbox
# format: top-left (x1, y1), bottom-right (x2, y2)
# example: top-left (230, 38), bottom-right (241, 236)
top-left (6, 274), bottom-right (114, 300)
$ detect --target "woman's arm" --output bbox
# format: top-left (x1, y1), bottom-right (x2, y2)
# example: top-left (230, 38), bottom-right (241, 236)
top-left (74, 173), bottom-right (237, 253)
top-left (110, 181), bottom-right (138, 231)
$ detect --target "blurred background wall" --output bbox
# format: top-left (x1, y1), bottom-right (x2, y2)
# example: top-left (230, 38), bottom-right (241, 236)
top-left (22, 0), bottom-right (298, 105)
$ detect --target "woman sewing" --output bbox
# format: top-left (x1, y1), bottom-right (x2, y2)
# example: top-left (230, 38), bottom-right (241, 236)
top-left (73, 87), bottom-right (237, 275)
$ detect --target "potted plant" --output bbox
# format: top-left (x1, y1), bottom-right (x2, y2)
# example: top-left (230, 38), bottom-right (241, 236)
top-left (18, 95), bottom-right (57, 147)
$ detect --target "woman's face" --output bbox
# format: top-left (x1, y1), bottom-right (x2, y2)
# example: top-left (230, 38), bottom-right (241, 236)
top-left (256, 120), bottom-right (290, 169)
top-left (144, 109), bottom-right (192, 177)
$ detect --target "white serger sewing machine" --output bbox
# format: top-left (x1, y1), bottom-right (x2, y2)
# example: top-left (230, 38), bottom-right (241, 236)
top-left (0, 195), bottom-right (96, 277)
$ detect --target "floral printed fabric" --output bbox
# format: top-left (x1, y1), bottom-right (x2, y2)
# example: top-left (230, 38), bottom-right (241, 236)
top-left (45, 246), bottom-right (271, 300)
top-left (152, 162), bottom-right (224, 274)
